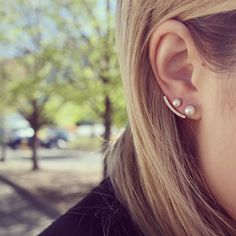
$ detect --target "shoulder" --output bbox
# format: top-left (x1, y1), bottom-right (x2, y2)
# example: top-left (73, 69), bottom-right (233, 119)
top-left (38, 177), bottom-right (143, 236)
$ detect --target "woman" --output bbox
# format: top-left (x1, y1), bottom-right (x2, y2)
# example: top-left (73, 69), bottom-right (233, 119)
top-left (39, 0), bottom-right (236, 235)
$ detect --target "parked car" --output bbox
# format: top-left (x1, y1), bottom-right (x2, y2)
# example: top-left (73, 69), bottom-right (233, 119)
top-left (8, 127), bottom-right (41, 149)
top-left (41, 128), bottom-right (72, 149)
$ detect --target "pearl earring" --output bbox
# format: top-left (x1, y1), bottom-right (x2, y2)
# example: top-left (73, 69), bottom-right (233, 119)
top-left (172, 98), bottom-right (182, 107)
top-left (184, 105), bottom-right (195, 116)
top-left (163, 96), bottom-right (196, 119)
top-left (163, 96), bottom-right (186, 119)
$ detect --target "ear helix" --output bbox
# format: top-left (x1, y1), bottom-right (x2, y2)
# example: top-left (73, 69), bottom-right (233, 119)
top-left (163, 96), bottom-right (196, 119)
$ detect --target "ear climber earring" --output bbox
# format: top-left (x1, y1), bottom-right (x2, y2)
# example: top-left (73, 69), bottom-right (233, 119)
top-left (163, 96), bottom-right (186, 119)
top-left (163, 96), bottom-right (196, 119)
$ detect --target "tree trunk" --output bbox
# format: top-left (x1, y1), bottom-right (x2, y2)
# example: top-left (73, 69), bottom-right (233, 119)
top-left (102, 95), bottom-right (112, 178)
top-left (32, 129), bottom-right (39, 171)
top-left (0, 142), bottom-right (6, 162)
top-left (102, 0), bottom-right (112, 178)
top-left (0, 117), bottom-right (6, 162)
top-left (103, 96), bottom-right (112, 141)
top-left (24, 100), bottom-right (41, 171)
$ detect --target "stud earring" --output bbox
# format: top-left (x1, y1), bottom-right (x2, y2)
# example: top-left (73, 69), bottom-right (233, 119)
top-left (184, 105), bottom-right (195, 117)
top-left (172, 98), bottom-right (182, 108)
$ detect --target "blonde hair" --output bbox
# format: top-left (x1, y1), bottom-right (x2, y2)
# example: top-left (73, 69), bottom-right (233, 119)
top-left (106, 1), bottom-right (236, 235)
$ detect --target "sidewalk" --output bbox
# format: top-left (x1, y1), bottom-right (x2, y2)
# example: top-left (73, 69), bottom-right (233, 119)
top-left (0, 179), bottom-right (54, 236)
top-left (0, 148), bottom-right (103, 235)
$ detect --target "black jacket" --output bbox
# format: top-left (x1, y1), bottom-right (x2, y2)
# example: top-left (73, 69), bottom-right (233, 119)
top-left (38, 177), bottom-right (144, 236)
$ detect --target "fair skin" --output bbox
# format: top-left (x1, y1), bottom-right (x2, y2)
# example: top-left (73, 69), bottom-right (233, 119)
top-left (149, 20), bottom-right (236, 220)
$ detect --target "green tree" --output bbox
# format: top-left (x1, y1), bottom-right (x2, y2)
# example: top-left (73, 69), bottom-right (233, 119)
top-left (55, 0), bottom-right (127, 177)
top-left (54, 0), bottom-right (127, 149)
top-left (0, 0), bottom-right (127, 174)
top-left (0, 62), bottom-right (10, 162)
top-left (1, 1), bottom-right (69, 170)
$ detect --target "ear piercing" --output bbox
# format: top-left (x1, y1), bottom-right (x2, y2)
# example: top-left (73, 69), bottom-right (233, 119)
top-left (163, 96), bottom-right (196, 119)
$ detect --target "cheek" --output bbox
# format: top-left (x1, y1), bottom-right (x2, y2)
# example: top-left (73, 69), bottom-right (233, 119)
top-left (198, 83), bottom-right (236, 220)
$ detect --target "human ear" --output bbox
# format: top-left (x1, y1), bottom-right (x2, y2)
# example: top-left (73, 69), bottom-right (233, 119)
top-left (149, 19), bottom-right (203, 120)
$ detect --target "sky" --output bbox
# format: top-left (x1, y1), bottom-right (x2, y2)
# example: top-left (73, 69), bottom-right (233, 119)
top-left (0, 0), bottom-right (116, 59)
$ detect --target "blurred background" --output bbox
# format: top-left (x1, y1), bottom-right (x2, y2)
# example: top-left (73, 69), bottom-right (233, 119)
top-left (0, 1), bottom-right (127, 235)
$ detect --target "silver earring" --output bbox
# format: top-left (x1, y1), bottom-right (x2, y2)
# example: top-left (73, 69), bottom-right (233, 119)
top-left (163, 96), bottom-right (186, 119)
top-left (163, 96), bottom-right (196, 119)
top-left (184, 105), bottom-right (195, 117)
